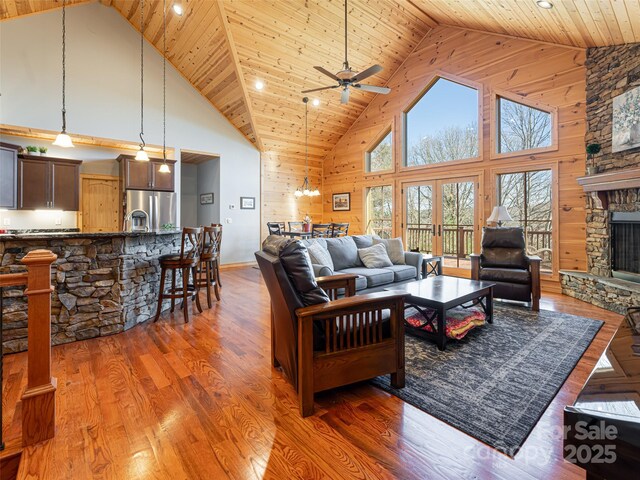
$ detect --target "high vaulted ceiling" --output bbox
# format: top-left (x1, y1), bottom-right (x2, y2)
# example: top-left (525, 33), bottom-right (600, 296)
top-left (2, 0), bottom-right (640, 157)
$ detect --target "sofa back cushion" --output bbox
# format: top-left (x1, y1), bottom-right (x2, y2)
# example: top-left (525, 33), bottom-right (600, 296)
top-left (307, 242), bottom-right (334, 271)
top-left (373, 237), bottom-right (406, 265)
top-left (480, 227), bottom-right (528, 269)
top-left (358, 243), bottom-right (393, 268)
top-left (325, 236), bottom-right (360, 270)
top-left (352, 235), bottom-right (374, 249)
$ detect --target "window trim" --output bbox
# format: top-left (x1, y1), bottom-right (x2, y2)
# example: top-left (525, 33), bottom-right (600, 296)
top-left (490, 161), bottom-right (559, 280)
top-left (364, 182), bottom-right (394, 238)
top-left (364, 122), bottom-right (395, 176)
top-left (401, 71), bottom-right (484, 172)
top-left (490, 89), bottom-right (559, 160)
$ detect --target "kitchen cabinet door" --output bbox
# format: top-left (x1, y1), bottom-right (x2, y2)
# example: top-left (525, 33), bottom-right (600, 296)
top-left (151, 162), bottom-right (175, 192)
top-left (51, 161), bottom-right (80, 210)
top-left (124, 158), bottom-right (152, 190)
top-left (19, 157), bottom-right (49, 209)
top-left (0, 146), bottom-right (17, 209)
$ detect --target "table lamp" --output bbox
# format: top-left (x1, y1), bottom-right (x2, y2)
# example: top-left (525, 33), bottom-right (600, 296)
top-left (487, 206), bottom-right (513, 227)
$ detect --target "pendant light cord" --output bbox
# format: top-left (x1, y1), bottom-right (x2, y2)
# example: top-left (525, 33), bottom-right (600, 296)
top-left (163, 0), bottom-right (166, 161)
top-left (139, 0), bottom-right (145, 148)
top-left (344, 0), bottom-right (348, 66)
top-left (61, 0), bottom-right (67, 132)
top-left (305, 99), bottom-right (309, 180)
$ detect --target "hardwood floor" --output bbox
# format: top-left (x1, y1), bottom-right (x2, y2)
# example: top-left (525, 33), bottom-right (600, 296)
top-left (2, 266), bottom-right (621, 479)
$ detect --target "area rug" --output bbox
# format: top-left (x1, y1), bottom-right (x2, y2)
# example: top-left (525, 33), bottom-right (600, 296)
top-left (371, 304), bottom-right (603, 456)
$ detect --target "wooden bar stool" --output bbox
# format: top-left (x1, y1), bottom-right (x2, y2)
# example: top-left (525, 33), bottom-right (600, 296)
top-left (211, 223), bottom-right (223, 288)
top-left (195, 225), bottom-right (222, 308)
top-left (154, 227), bottom-right (203, 323)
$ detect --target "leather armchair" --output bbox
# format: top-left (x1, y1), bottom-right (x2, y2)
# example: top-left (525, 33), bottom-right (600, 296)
top-left (471, 227), bottom-right (540, 311)
top-left (256, 235), bottom-right (406, 417)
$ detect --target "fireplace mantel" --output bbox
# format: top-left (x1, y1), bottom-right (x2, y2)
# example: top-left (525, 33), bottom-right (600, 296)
top-left (577, 167), bottom-right (640, 209)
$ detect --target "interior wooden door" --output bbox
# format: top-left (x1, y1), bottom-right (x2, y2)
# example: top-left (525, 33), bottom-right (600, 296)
top-left (80, 175), bottom-right (120, 232)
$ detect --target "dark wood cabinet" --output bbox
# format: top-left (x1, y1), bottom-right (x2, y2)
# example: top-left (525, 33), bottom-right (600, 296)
top-left (18, 155), bottom-right (81, 211)
top-left (118, 155), bottom-right (175, 192)
top-left (0, 144), bottom-right (18, 209)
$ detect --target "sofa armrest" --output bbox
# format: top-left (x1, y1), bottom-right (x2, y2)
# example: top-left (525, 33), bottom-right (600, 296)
top-left (403, 251), bottom-right (423, 279)
top-left (470, 254), bottom-right (480, 280)
top-left (312, 263), bottom-right (333, 277)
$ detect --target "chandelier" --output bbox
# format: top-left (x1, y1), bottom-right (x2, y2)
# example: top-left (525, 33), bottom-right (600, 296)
top-left (294, 97), bottom-right (320, 197)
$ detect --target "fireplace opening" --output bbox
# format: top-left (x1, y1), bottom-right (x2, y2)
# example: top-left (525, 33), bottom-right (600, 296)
top-left (611, 212), bottom-right (640, 283)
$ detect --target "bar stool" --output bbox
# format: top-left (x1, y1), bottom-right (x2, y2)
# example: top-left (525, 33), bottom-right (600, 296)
top-left (211, 223), bottom-right (223, 288)
top-left (195, 225), bottom-right (222, 308)
top-left (154, 227), bottom-right (203, 323)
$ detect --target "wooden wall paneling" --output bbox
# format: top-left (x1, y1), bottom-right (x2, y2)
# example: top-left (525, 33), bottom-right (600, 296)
top-left (322, 26), bottom-right (588, 289)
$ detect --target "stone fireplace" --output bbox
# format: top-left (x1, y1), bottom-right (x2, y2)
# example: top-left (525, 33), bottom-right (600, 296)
top-left (560, 42), bottom-right (640, 314)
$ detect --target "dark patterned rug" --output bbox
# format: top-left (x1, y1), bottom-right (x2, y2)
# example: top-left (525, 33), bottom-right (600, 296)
top-left (371, 304), bottom-right (603, 456)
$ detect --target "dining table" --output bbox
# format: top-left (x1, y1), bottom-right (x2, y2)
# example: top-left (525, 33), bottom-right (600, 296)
top-left (281, 230), bottom-right (313, 239)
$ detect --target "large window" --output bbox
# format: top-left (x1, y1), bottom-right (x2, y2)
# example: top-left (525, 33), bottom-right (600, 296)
top-left (497, 170), bottom-right (553, 272)
top-left (366, 130), bottom-right (392, 173)
top-left (497, 96), bottom-right (552, 154)
top-left (366, 185), bottom-right (393, 238)
top-left (405, 77), bottom-right (479, 167)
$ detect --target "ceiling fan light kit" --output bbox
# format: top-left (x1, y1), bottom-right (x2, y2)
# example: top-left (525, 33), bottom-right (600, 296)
top-left (301, 0), bottom-right (391, 105)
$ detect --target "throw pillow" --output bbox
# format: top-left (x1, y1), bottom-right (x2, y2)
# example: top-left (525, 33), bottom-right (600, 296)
top-left (373, 237), bottom-right (406, 265)
top-left (325, 236), bottom-right (359, 270)
top-left (358, 243), bottom-right (393, 268)
top-left (307, 242), bottom-right (334, 271)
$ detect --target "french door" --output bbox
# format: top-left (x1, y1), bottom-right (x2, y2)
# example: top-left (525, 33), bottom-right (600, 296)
top-left (403, 176), bottom-right (480, 277)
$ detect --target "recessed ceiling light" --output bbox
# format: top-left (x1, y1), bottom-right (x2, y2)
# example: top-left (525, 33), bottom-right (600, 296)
top-left (173, 3), bottom-right (183, 15)
top-left (312, 98), bottom-right (320, 106)
top-left (255, 80), bottom-right (265, 90)
top-left (536, 1), bottom-right (553, 9)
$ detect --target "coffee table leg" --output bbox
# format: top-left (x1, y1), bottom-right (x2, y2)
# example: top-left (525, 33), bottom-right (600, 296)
top-left (437, 306), bottom-right (447, 351)
top-left (486, 289), bottom-right (493, 324)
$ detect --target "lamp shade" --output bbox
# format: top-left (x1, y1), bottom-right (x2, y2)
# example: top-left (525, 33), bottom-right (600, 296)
top-left (488, 205), bottom-right (513, 224)
top-left (135, 148), bottom-right (149, 161)
top-left (52, 132), bottom-right (74, 148)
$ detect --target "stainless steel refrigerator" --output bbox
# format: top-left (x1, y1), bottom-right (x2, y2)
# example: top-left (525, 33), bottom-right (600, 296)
top-left (125, 190), bottom-right (177, 231)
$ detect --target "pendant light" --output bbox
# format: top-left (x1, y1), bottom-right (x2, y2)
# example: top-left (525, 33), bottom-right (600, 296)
top-left (135, 0), bottom-right (150, 161)
top-left (294, 97), bottom-right (320, 197)
top-left (158, 0), bottom-right (171, 173)
top-left (52, 0), bottom-right (74, 148)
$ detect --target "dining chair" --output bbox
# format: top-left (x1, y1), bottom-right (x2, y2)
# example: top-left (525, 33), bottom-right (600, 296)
top-left (267, 222), bottom-right (285, 235)
top-left (311, 223), bottom-right (332, 238)
top-left (330, 223), bottom-right (349, 237)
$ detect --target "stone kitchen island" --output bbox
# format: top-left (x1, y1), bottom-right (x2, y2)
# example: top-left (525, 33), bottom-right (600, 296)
top-left (0, 230), bottom-right (182, 353)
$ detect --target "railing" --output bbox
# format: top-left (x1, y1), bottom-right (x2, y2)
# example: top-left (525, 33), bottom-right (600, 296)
top-left (0, 250), bottom-right (57, 452)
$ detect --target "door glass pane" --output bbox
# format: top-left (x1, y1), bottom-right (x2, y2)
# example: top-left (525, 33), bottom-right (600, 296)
top-left (405, 185), bottom-right (433, 254)
top-left (441, 181), bottom-right (474, 269)
top-left (366, 185), bottom-right (393, 238)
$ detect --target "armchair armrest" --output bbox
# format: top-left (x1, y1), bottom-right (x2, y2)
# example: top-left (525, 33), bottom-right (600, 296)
top-left (296, 291), bottom-right (406, 319)
top-left (316, 273), bottom-right (358, 298)
top-left (526, 255), bottom-right (541, 311)
top-left (470, 254), bottom-right (480, 280)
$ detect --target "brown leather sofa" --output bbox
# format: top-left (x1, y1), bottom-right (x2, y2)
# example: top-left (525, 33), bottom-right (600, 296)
top-left (256, 236), bottom-right (406, 417)
top-left (471, 227), bottom-right (541, 311)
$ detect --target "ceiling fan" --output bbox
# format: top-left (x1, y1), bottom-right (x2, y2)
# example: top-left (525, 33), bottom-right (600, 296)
top-left (302, 0), bottom-right (391, 104)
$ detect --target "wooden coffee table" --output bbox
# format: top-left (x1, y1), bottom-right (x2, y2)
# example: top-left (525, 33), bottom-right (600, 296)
top-left (385, 276), bottom-right (494, 351)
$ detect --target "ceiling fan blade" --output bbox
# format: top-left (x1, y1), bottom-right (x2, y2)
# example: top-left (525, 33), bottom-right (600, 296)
top-left (341, 88), bottom-right (350, 105)
top-left (350, 64), bottom-right (383, 83)
top-left (314, 66), bottom-right (340, 81)
top-left (301, 85), bottom-right (339, 93)
top-left (353, 84), bottom-right (391, 94)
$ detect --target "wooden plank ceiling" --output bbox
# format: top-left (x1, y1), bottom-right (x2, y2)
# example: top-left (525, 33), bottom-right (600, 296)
top-left (2, 0), bottom-right (640, 153)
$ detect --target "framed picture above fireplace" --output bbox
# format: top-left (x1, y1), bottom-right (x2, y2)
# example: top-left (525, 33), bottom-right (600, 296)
top-left (612, 85), bottom-right (640, 153)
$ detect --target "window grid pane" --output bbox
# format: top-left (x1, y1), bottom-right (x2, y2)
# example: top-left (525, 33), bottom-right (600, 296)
top-left (498, 97), bottom-right (552, 154)
top-left (367, 185), bottom-right (393, 239)
top-left (367, 131), bottom-right (392, 172)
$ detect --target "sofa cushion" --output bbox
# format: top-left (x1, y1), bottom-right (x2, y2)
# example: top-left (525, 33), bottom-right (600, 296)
top-left (307, 242), bottom-right (334, 271)
top-left (373, 237), bottom-right (406, 265)
top-left (333, 272), bottom-right (368, 291)
top-left (337, 267), bottom-right (395, 288)
top-left (358, 244), bottom-right (393, 268)
top-left (479, 267), bottom-right (531, 285)
top-left (301, 237), bottom-right (327, 250)
top-left (325, 236), bottom-right (360, 270)
top-left (383, 264), bottom-right (418, 282)
top-left (352, 235), bottom-right (374, 249)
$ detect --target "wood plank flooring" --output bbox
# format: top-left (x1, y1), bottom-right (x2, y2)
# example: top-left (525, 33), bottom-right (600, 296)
top-left (2, 266), bottom-right (622, 479)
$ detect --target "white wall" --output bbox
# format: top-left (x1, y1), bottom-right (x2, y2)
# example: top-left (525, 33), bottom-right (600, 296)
top-left (196, 158), bottom-right (221, 226)
top-left (0, 3), bottom-right (261, 264)
top-left (180, 163), bottom-right (198, 228)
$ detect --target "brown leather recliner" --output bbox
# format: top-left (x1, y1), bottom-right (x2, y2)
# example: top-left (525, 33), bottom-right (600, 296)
top-left (471, 227), bottom-right (541, 311)
top-left (256, 235), bottom-right (406, 417)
